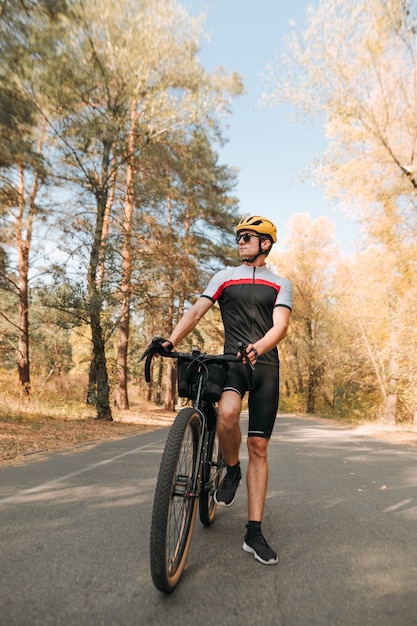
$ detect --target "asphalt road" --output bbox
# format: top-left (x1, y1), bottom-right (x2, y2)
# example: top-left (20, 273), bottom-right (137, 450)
top-left (1, 414), bottom-right (416, 626)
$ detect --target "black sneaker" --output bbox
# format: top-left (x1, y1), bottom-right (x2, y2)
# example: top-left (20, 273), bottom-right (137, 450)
top-left (214, 464), bottom-right (241, 506)
top-left (243, 527), bottom-right (279, 565)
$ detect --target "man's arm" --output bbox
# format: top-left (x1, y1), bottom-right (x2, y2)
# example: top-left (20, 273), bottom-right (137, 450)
top-left (167, 297), bottom-right (213, 348)
top-left (245, 306), bottom-right (291, 365)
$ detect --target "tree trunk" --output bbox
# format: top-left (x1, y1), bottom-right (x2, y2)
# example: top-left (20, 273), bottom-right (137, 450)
top-left (87, 170), bottom-right (115, 405)
top-left (17, 269), bottom-right (30, 393)
top-left (146, 380), bottom-right (152, 403)
top-left (90, 308), bottom-right (111, 420)
top-left (87, 182), bottom-right (112, 421)
top-left (115, 100), bottom-right (137, 410)
top-left (86, 352), bottom-right (97, 405)
top-left (16, 163), bottom-right (37, 393)
top-left (306, 320), bottom-right (316, 413)
top-left (383, 313), bottom-right (399, 424)
top-left (358, 318), bottom-right (386, 403)
top-left (115, 299), bottom-right (130, 410)
top-left (384, 393), bottom-right (397, 425)
top-left (307, 369), bottom-right (316, 413)
top-left (164, 359), bottom-right (175, 411)
top-left (155, 358), bottom-right (163, 405)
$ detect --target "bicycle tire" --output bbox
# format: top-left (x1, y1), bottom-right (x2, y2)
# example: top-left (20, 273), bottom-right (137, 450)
top-left (150, 407), bottom-right (201, 593)
top-left (199, 429), bottom-right (225, 527)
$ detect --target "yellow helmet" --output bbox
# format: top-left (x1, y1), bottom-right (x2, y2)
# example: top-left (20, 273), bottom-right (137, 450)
top-left (235, 216), bottom-right (277, 243)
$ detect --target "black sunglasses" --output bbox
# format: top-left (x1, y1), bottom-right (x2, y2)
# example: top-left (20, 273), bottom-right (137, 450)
top-left (235, 232), bottom-right (260, 244)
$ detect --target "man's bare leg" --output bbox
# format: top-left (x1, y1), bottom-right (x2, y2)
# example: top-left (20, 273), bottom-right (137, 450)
top-left (246, 436), bottom-right (269, 521)
top-left (217, 390), bottom-right (242, 466)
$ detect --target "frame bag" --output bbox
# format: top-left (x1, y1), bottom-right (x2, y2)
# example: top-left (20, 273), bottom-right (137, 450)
top-left (177, 359), bottom-right (228, 403)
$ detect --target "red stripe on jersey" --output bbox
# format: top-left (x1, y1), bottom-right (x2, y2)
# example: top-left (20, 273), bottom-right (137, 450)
top-left (211, 277), bottom-right (281, 301)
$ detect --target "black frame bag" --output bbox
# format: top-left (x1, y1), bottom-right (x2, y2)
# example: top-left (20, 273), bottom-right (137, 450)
top-left (177, 358), bottom-right (228, 403)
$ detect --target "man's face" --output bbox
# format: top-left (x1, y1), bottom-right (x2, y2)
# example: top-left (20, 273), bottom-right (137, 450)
top-left (236, 230), bottom-right (261, 258)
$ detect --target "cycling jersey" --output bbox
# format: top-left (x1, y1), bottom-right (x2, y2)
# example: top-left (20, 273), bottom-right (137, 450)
top-left (201, 264), bottom-right (293, 366)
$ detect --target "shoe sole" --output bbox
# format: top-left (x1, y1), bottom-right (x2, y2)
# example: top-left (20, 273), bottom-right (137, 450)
top-left (213, 491), bottom-right (237, 507)
top-left (242, 541), bottom-right (279, 565)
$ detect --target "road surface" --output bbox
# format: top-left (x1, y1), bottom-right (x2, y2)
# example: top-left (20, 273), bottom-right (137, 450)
top-left (1, 414), bottom-right (416, 625)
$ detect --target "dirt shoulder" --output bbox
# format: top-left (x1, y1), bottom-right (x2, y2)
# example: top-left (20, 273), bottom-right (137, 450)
top-left (291, 414), bottom-right (417, 450)
top-left (346, 421), bottom-right (417, 449)
top-left (0, 406), bottom-right (176, 466)
top-left (1, 409), bottom-right (416, 466)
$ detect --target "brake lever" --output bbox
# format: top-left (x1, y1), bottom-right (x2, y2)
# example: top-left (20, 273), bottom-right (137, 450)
top-left (237, 341), bottom-right (255, 371)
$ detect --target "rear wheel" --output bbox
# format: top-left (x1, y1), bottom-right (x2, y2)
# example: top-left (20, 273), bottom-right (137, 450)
top-left (150, 408), bottom-right (201, 593)
top-left (199, 429), bottom-right (225, 527)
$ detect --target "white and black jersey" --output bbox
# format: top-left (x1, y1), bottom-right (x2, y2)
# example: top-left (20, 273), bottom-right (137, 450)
top-left (201, 264), bottom-right (293, 366)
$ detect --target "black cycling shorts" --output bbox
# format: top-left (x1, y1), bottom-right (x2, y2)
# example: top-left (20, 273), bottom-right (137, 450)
top-left (222, 361), bottom-right (279, 439)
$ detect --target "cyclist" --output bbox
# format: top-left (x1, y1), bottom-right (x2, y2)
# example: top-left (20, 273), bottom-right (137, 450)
top-left (163, 215), bottom-right (292, 565)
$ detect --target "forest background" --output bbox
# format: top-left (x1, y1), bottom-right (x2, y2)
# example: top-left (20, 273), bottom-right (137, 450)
top-left (1, 0), bottom-right (417, 460)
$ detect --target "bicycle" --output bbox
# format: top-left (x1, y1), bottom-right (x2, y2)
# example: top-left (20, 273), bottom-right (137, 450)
top-left (140, 336), bottom-right (251, 594)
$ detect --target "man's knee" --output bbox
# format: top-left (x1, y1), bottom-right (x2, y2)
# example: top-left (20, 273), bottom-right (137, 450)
top-left (247, 436), bottom-right (268, 460)
top-left (218, 392), bottom-right (241, 430)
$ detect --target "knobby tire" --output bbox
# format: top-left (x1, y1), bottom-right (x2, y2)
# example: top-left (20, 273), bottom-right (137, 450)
top-left (150, 407), bottom-right (201, 593)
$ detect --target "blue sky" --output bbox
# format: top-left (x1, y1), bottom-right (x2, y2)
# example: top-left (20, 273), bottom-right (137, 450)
top-left (180, 0), bottom-right (359, 255)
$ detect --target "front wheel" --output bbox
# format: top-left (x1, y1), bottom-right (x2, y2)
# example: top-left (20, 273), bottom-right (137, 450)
top-left (150, 408), bottom-right (201, 594)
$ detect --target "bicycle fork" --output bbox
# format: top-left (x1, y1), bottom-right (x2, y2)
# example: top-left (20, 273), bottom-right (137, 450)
top-left (173, 409), bottom-right (206, 502)
top-left (183, 373), bottom-right (208, 500)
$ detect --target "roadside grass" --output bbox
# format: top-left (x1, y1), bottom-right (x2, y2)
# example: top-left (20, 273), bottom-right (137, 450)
top-left (0, 370), bottom-right (161, 463)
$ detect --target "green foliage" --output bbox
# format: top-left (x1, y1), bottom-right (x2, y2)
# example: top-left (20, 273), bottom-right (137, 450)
top-left (0, 0), bottom-right (242, 417)
top-left (6, 0), bottom-right (416, 424)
